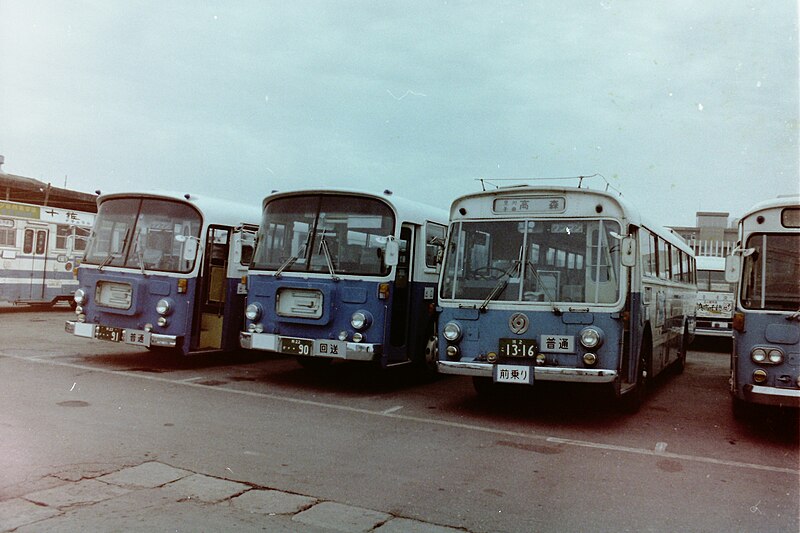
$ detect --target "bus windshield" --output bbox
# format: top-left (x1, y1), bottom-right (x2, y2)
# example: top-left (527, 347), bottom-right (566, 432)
top-left (741, 233), bottom-right (800, 311)
top-left (83, 198), bottom-right (202, 273)
top-left (441, 219), bottom-right (622, 304)
top-left (698, 269), bottom-right (734, 292)
top-left (251, 194), bottom-right (396, 276)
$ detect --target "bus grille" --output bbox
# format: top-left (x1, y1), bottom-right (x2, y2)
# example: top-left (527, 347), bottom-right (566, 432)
top-left (276, 288), bottom-right (323, 319)
top-left (96, 281), bottom-right (132, 310)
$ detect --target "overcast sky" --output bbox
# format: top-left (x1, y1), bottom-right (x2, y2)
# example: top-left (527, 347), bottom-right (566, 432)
top-left (1, 1), bottom-right (797, 226)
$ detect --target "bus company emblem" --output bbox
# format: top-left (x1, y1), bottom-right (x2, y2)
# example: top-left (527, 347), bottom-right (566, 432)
top-left (509, 313), bottom-right (529, 335)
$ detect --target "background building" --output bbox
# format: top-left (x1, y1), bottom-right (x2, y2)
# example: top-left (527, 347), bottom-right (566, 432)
top-left (670, 211), bottom-right (738, 257)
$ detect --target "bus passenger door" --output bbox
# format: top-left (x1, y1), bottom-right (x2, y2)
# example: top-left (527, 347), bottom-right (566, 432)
top-left (197, 226), bottom-right (231, 350)
top-left (389, 224), bottom-right (414, 359)
top-left (24, 226), bottom-right (49, 301)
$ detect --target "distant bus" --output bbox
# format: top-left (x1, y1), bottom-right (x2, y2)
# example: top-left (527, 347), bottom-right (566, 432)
top-left (0, 199), bottom-right (94, 306)
top-left (694, 255), bottom-right (734, 338)
top-left (240, 188), bottom-right (448, 372)
top-left (726, 195), bottom-right (800, 416)
top-left (65, 192), bottom-right (260, 355)
top-left (436, 185), bottom-right (697, 412)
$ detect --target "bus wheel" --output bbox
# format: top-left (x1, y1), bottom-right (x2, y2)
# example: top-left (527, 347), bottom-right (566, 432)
top-left (619, 343), bottom-right (650, 413)
top-left (673, 324), bottom-right (689, 375)
top-left (297, 356), bottom-right (332, 371)
top-left (417, 328), bottom-right (439, 378)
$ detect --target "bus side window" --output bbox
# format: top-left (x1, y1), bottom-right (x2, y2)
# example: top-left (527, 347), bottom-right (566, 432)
top-left (23, 229), bottom-right (34, 254)
top-left (0, 221), bottom-right (15, 247)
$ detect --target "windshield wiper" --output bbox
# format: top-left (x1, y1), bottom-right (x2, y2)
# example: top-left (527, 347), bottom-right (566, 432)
top-left (97, 252), bottom-right (115, 272)
top-left (275, 233), bottom-right (311, 278)
top-left (134, 230), bottom-right (147, 276)
top-left (524, 261), bottom-right (562, 316)
top-left (318, 234), bottom-right (340, 281)
top-left (98, 228), bottom-right (129, 272)
top-left (479, 260), bottom-right (521, 312)
top-left (787, 309), bottom-right (800, 322)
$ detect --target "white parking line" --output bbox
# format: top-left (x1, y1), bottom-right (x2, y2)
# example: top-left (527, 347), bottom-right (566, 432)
top-left (5, 353), bottom-right (798, 477)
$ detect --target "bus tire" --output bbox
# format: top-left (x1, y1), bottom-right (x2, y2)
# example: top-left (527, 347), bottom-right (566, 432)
top-left (416, 326), bottom-right (440, 379)
top-left (673, 323), bottom-right (689, 375)
top-left (619, 339), bottom-right (651, 413)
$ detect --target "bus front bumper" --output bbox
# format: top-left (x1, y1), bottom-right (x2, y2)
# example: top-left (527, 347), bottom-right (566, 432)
top-left (240, 332), bottom-right (380, 361)
top-left (65, 320), bottom-right (177, 349)
top-left (743, 384), bottom-right (800, 408)
top-left (437, 360), bottom-right (618, 383)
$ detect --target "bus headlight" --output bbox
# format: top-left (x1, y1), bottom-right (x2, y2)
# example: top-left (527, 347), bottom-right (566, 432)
top-left (245, 303), bottom-right (262, 322)
top-left (767, 349), bottom-right (784, 364)
top-left (156, 298), bottom-right (173, 316)
top-left (579, 327), bottom-right (603, 349)
top-left (157, 316), bottom-right (169, 327)
top-left (74, 288), bottom-right (86, 305)
top-left (752, 369), bottom-right (768, 383)
top-left (751, 348), bottom-right (767, 364)
top-left (583, 353), bottom-right (598, 366)
top-left (442, 321), bottom-right (462, 342)
top-left (350, 311), bottom-right (372, 330)
top-left (445, 345), bottom-right (460, 359)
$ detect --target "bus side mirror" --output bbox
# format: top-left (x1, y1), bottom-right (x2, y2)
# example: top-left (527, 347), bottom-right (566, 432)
top-left (176, 235), bottom-right (198, 261)
top-left (620, 236), bottom-right (636, 267)
top-left (724, 255), bottom-right (740, 283)
top-left (384, 237), bottom-right (400, 267)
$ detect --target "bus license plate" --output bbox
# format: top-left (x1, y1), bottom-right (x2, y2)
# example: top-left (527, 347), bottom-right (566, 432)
top-left (493, 364), bottom-right (534, 385)
top-left (96, 325), bottom-right (123, 342)
top-left (280, 337), bottom-right (313, 356)
top-left (498, 338), bottom-right (538, 358)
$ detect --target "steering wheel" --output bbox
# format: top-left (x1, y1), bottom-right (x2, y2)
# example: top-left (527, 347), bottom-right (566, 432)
top-left (470, 266), bottom-right (508, 279)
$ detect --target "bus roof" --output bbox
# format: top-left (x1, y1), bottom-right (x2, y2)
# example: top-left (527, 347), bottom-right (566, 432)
top-left (449, 185), bottom-right (693, 255)
top-left (97, 191), bottom-right (262, 227)
top-left (261, 187), bottom-right (449, 225)
top-left (740, 194), bottom-right (800, 221)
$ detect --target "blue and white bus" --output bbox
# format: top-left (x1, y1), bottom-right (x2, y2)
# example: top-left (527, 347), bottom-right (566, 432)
top-left (0, 199), bottom-right (94, 306)
top-left (437, 185), bottom-right (697, 411)
top-left (694, 255), bottom-right (734, 339)
top-left (65, 192), bottom-right (260, 355)
top-left (725, 195), bottom-right (800, 416)
top-left (239, 188), bottom-right (448, 372)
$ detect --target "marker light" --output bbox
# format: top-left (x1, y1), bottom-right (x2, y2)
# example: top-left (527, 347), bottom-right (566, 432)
top-left (752, 369), bottom-right (768, 383)
top-left (583, 353), bottom-right (598, 366)
top-left (177, 278), bottom-right (188, 294)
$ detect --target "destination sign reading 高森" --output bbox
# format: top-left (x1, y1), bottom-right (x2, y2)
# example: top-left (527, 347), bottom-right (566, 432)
top-left (492, 197), bottom-right (566, 214)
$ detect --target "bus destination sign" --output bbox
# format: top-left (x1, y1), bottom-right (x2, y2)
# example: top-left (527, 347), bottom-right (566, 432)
top-left (492, 197), bottom-right (566, 214)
